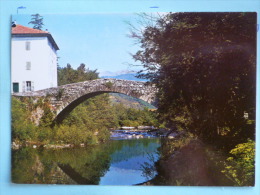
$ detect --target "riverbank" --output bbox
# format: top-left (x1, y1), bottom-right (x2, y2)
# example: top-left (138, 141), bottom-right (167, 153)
top-left (11, 128), bottom-right (169, 150)
top-left (12, 141), bottom-right (82, 150)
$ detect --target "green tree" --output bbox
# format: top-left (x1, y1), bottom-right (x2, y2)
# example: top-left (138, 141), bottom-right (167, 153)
top-left (130, 12), bottom-right (256, 147)
top-left (58, 63), bottom-right (99, 85)
top-left (28, 13), bottom-right (44, 30)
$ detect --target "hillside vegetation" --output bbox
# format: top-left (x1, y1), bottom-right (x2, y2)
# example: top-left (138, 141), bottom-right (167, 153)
top-left (109, 93), bottom-right (156, 110)
top-left (12, 64), bottom-right (158, 146)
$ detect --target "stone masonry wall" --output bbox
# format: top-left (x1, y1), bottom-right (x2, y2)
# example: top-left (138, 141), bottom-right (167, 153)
top-left (13, 79), bottom-right (157, 125)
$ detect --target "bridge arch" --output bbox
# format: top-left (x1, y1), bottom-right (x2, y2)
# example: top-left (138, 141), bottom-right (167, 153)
top-left (54, 91), bottom-right (154, 124)
top-left (13, 79), bottom-right (157, 125)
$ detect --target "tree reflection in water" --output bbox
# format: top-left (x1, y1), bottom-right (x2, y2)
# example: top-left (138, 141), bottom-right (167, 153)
top-left (12, 138), bottom-right (161, 185)
top-left (140, 153), bottom-right (158, 181)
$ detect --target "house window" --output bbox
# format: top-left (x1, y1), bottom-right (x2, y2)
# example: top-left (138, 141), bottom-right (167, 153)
top-left (13, 83), bottom-right (19, 93)
top-left (26, 81), bottom-right (32, 91)
top-left (26, 62), bottom-right (31, 70)
top-left (26, 42), bottom-right (30, 50)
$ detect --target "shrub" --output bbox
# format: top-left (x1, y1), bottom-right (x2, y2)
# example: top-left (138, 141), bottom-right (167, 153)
top-left (222, 139), bottom-right (255, 186)
top-left (12, 97), bottom-right (37, 142)
top-left (104, 81), bottom-right (113, 89)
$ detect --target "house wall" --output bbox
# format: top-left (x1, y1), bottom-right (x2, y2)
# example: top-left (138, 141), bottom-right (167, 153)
top-left (11, 36), bottom-right (58, 92)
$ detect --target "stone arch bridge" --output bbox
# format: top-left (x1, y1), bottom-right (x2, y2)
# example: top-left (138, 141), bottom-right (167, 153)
top-left (13, 79), bottom-right (157, 125)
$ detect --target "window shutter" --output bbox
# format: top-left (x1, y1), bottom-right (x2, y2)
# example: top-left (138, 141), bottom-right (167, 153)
top-left (22, 81), bottom-right (25, 92)
top-left (31, 81), bottom-right (34, 91)
top-left (26, 42), bottom-right (30, 50)
top-left (26, 62), bottom-right (31, 70)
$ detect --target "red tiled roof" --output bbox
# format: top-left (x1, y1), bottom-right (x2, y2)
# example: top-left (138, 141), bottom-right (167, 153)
top-left (12, 24), bottom-right (49, 34)
top-left (12, 24), bottom-right (59, 50)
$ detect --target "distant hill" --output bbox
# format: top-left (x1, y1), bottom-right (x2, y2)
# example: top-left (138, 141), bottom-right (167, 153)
top-left (101, 73), bottom-right (147, 82)
top-left (102, 73), bottom-right (155, 109)
top-left (109, 93), bottom-right (156, 110)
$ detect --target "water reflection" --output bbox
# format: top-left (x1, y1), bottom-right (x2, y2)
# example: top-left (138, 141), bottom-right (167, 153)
top-left (12, 138), bottom-right (160, 185)
top-left (100, 139), bottom-right (160, 185)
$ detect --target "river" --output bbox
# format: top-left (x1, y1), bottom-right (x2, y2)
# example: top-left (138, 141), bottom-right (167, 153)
top-left (12, 131), bottom-right (161, 185)
top-left (12, 130), bottom-right (235, 185)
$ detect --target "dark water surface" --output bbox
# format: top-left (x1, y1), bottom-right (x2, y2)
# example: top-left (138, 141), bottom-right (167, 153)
top-left (12, 138), bottom-right (160, 185)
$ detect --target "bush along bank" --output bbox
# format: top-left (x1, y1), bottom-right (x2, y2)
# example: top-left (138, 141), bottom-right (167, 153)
top-left (11, 93), bottom-right (159, 149)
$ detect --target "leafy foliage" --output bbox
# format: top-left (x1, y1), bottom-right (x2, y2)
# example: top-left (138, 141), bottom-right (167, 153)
top-left (222, 139), bottom-right (255, 186)
top-left (28, 13), bottom-right (44, 30)
top-left (130, 12), bottom-right (256, 147)
top-left (104, 81), bottom-right (113, 89)
top-left (113, 103), bottom-right (159, 127)
top-left (12, 97), bottom-right (55, 144)
top-left (130, 13), bottom-right (256, 185)
top-left (59, 94), bottom-right (117, 144)
top-left (59, 93), bottom-right (159, 144)
top-left (58, 63), bottom-right (99, 85)
top-left (11, 97), bottom-right (36, 142)
top-left (39, 107), bottom-right (54, 127)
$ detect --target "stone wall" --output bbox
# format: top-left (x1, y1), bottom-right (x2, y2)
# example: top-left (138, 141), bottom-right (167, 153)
top-left (13, 79), bottom-right (157, 124)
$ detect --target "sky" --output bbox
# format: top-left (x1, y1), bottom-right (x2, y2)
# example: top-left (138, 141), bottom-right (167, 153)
top-left (12, 13), bottom-right (143, 76)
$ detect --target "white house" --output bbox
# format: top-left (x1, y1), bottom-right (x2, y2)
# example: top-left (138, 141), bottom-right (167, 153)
top-left (11, 24), bottom-right (59, 93)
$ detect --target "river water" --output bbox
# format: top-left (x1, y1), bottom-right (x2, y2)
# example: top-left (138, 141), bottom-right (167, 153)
top-left (12, 130), bottom-right (236, 186)
top-left (12, 131), bottom-right (161, 185)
